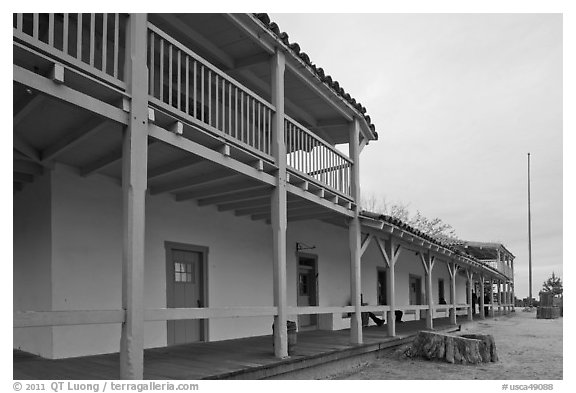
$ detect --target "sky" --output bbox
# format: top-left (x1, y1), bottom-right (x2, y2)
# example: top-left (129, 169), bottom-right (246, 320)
top-left (269, 13), bottom-right (563, 299)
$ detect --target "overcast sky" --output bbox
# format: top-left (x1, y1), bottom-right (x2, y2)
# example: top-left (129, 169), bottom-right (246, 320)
top-left (270, 13), bottom-right (563, 299)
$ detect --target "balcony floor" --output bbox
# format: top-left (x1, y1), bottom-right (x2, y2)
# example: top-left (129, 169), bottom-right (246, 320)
top-left (12, 313), bottom-right (512, 380)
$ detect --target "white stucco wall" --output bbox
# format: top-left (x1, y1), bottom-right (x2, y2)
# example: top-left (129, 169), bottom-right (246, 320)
top-left (13, 171), bottom-right (53, 357)
top-left (14, 164), bottom-right (471, 359)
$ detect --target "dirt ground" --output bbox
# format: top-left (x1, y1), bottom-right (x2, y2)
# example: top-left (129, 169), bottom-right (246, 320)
top-left (330, 310), bottom-right (563, 380)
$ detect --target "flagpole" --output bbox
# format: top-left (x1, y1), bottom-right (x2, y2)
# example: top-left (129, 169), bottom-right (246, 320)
top-left (527, 153), bottom-right (533, 306)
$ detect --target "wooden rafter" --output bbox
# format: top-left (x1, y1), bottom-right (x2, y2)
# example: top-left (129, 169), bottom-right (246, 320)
top-left (150, 168), bottom-right (236, 195)
top-left (175, 181), bottom-right (264, 202)
top-left (41, 119), bottom-right (110, 162)
top-left (14, 95), bottom-right (46, 128)
top-left (147, 156), bottom-right (203, 180)
top-left (13, 159), bottom-right (43, 176)
top-left (197, 186), bottom-right (272, 206)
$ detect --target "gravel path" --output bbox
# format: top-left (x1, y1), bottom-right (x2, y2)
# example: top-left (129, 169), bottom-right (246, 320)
top-left (330, 310), bottom-right (562, 380)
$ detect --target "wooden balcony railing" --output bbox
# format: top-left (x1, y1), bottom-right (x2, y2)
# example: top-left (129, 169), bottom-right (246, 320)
top-left (486, 261), bottom-right (512, 279)
top-left (147, 23), bottom-right (275, 159)
top-left (13, 13), bottom-right (127, 88)
top-left (285, 116), bottom-right (352, 197)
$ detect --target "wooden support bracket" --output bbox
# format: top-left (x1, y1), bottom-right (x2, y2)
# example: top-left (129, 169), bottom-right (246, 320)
top-left (219, 144), bottom-right (230, 157)
top-left (170, 121), bottom-right (184, 135)
top-left (50, 63), bottom-right (65, 84)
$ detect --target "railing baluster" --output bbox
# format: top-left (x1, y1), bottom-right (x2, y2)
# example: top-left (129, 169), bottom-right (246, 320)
top-left (257, 104), bottom-right (261, 151)
top-left (222, 78), bottom-right (226, 133)
top-left (240, 91), bottom-right (244, 142)
top-left (267, 109), bottom-right (272, 154)
top-left (177, 49), bottom-right (181, 110)
top-left (208, 70), bottom-right (212, 125)
top-left (228, 82), bottom-right (232, 135)
top-left (250, 98), bottom-right (256, 146)
top-left (193, 61), bottom-right (197, 118)
top-left (168, 44), bottom-right (172, 106)
top-left (215, 74), bottom-right (219, 129)
top-left (76, 13), bottom-right (82, 60)
top-left (149, 32), bottom-right (155, 96)
top-left (102, 14), bottom-right (108, 73)
top-left (234, 87), bottom-right (238, 139)
top-left (63, 14), bottom-right (69, 54)
top-left (89, 13), bottom-right (95, 66)
top-left (159, 38), bottom-right (164, 102)
top-left (113, 13), bottom-right (119, 78)
top-left (33, 13), bottom-right (39, 40)
top-left (16, 13), bottom-right (23, 31)
top-left (185, 56), bottom-right (189, 114)
top-left (48, 13), bottom-right (54, 47)
top-left (201, 65), bottom-right (204, 122)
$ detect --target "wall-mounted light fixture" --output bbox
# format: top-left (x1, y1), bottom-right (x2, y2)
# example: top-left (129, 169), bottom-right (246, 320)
top-left (296, 242), bottom-right (316, 252)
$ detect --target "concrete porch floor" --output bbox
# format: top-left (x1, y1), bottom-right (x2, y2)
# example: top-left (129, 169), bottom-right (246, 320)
top-left (14, 313), bottom-right (507, 380)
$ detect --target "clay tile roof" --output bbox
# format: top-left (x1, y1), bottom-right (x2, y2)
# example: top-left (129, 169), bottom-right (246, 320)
top-left (253, 13), bottom-right (378, 139)
top-left (359, 210), bottom-right (479, 261)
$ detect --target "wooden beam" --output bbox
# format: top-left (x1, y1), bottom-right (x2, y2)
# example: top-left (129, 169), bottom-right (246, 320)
top-left (286, 61), bottom-right (353, 122)
top-left (14, 95), bottom-right (46, 128)
top-left (236, 69), bottom-right (320, 129)
top-left (150, 169), bottom-right (236, 195)
top-left (13, 134), bottom-right (41, 163)
top-left (286, 183), bottom-right (353, 217)
top-left (14, 310), bottom-right (125, 328)
top-left (14, 173), bottom-right (34, 183)
top-left (41, 119), bottom-right (110, 162)
top-left (224, 14), bottom-right (275, 54)
top-left (155, 14), bottom-right (235, 69)
top-left (13, 65), bottom-right (129, 125)
top-left (175, 181), bottom-right (264, 202)
top-left (13, 160), bottom-right (43, 176)
top-left (230, 52), bottom-right (271, 72)
top-left (147, 156), bottom-right (203, 180)
top-left (197, 186), bottom-right (272, 206)
top-left (217, 196), bottom-right (271, 212)
top-left (148, 124), bottom-right (276, 187)
top-left (287, 211), bottom-right (336, 222)
top-left (80, 146), bottom-right (123, 176)
top-left (144, 306), bottom-right (277, 321)
top-left (360, 233), bottom-right (373, 257)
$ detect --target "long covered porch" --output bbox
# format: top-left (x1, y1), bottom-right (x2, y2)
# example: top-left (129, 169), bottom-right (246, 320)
top-left (15, 313), bottom-right (509, 380)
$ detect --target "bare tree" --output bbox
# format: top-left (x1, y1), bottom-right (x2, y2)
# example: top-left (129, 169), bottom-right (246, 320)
top-left (361, 194), bottom-right (458, 238)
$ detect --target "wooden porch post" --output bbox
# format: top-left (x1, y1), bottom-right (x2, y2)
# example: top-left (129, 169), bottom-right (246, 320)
top-left (479, 275), bottom-right (485, 320)
top-left (419, 252), bottom-right (435, 329)
top-left (349, 118), bottom-right (362, 345)
top-left (489, 278), bottom-right (495, 317)
top-left (497, 279), bottom-right (502, 314)
top-left (447, 261), bottom-right (457, 325)
top-left (120, 13), bottom-right (148, 380)
top-left (377, 237), bottom-right (401, 337)
top-left (270, 49), bottom-right (288, 358)
top-left (466, 269), bottom-right (474, 321)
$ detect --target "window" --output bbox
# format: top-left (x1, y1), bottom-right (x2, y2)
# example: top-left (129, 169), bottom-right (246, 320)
top-left (174, 261), bottom-right (195, 283)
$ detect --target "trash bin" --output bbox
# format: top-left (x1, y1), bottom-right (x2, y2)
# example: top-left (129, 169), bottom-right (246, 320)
top-left (272, 320), bottom-right (297, 355)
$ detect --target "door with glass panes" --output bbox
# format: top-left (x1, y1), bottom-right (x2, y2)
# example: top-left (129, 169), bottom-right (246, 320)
top-left (166, 244), bottom-right (205, 345)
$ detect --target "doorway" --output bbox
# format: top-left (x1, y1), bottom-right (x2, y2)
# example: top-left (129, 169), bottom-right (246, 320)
top-left (377, 268), bottom-right (387, 305)
top-left (165, 242), bottom-right (207, 346)
top-left (409, 274), bottom-right (422, 305)
top-left (297, 255), bottom-right (318, 329)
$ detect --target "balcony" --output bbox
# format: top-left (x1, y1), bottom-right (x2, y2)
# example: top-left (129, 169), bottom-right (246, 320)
top-left (14, 13), bottom-right (362, 213)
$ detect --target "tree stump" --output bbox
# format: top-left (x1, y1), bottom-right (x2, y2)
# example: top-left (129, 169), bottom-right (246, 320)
top-left (461, 334), bottom-right (498, 362)
top-left (407, 331), bottom-right (497, 364)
